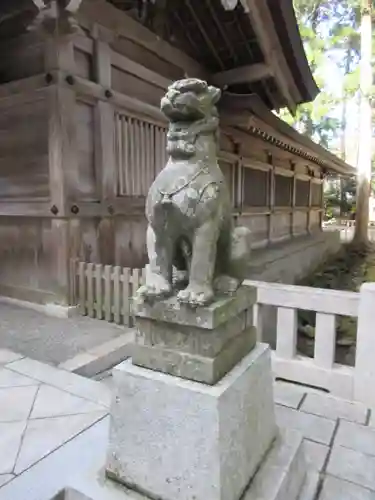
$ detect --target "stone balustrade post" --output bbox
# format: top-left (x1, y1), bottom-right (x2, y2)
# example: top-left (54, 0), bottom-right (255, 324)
top-left (354, 283), bottom-right (375, 407)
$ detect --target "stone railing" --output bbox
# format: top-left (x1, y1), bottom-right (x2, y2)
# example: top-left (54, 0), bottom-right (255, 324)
top-left (246, 279), bottom-right (375, 408)
top-left (71, 258), bottom-right (375, 408)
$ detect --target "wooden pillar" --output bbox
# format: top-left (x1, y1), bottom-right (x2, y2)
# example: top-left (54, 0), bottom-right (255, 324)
top-left (268, 156), bottom-right (275, 244)
top-left (46, 36), bottom-right (78, 304)
top-left (291, 173), bottom-right (296, 237)
top-left (93, 25), bottom-right (116, 264)
top-left (307, 177), bottom-right (312, 234)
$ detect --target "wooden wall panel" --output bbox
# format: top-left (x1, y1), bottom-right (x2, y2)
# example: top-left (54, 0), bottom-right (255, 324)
top-left (115, 216), bottom-right (148, 268)
top-left (0, 218), bottom-right (55, 298)
top-left (271, 212), bottom-right (291, 240)
top-left (293, 211), bottom-right (308, 235)
top-left (74, 101), bottom-right (97, 200)
top-left (0, 98), bottom-right (49, 199)
top-left (111, 37), bottom-right (183, 81)
top-left (237, 214), bottom-right (268, 244)
top-left (0, 38), bottom-right (44, 83)
top-left (111, 66), bottom-right (164, 108)
top-left (74, 49), bottom-right (94, 80)
top-left (309, 210), bottom-right (320, 230)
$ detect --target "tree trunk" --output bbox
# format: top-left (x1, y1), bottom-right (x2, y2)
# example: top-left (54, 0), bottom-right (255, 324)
top-left (340, 45), bottom-right (352, 216)
top-left (353, 0), bottom-right (372, 245)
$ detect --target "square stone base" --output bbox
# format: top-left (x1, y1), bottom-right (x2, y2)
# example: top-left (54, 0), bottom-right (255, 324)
top-left (133, 286), bottom-right (257, 384)
top-left (106, 343), bottom-right (277, 500)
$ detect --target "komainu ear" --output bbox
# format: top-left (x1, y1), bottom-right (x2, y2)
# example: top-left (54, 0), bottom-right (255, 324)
top-left (208, 86), bottom-right (221, 104)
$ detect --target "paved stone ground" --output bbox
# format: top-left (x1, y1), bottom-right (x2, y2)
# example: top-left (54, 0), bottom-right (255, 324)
top-left (0, 349), bottom-right (110, 495)
top-left (274, 380), bottom-right (375, 499)
top-left (0, 302), bottom-right (126, 366)
top-left (97, 373), bottom-right (375, 499)
top-left (3, 346), bottom-right (375, 499)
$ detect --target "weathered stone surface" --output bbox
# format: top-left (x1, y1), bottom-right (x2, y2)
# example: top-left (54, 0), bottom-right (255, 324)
top-left (335, 420), bottom-right (375, 456)
top-left (320, 476), bottom-right (375, 500)
top-left (303, 439), bottom-right (329, 472)
top-left (327, 445), bottom-right (375, 491)
top-left (135, 309), bottom-right (251, 357)
top-left (135, 78), bottom-right (252, 307)
top-left (243, 429), bottom-right (307, 500)
top-left (273, 381), bottom-right (306, 409)
top-left (275, 405), bottom-right (336, 445)
top-left (132, 326), bottom-right (257, 384)
top-left (107, 344), bottom-right (277, 500)
top-left (134, 285), bottom-right (256, 329)
top-left (301, 392), bottom-right (368, 424)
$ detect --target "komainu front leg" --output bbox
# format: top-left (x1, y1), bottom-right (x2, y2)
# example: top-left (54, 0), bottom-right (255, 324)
top-left (136, 224), bottom-right (173, 301)
top-left (177, 219), bottom-right (219, 306)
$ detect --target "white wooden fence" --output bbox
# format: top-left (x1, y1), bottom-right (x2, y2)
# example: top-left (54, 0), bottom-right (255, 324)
top-left (72, 260), bottom-right (375, 408)
top-left (73, 261), bottom-right (145, 326)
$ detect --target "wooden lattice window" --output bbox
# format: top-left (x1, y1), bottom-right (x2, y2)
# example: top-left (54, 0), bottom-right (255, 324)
top-left (274, 175), bottom-right (293, 206)
top-left (242, 167), bottom-right (269, 207)
top-left (115, 113), bottom-right (167, 196)
top-left (311, 182), bottom-right (323, 207)
top-left (295, 179), bottom-right (310, 207)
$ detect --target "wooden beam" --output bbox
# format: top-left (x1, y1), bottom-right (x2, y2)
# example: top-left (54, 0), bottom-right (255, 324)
top-left (78, 0), bottom-right (207, 80)
top-left (211, 63), bottom-right (273, 87)
top-left (243, 0), bottom-right (299, 114)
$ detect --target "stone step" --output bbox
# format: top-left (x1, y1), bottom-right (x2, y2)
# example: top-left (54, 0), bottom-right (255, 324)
top-left (243, 429), bottom-right (313, 500)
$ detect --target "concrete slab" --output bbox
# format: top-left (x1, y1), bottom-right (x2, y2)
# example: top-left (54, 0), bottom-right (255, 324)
top-left (275, 404), bottom-right (336, 445)
top-left (14, 412), bottom-right (107, 474)
top-left (320, 475), bottom-right (375, 500)
top-left (0, 421), bottom-right (27, 474)
top-left (0, 475), bottom-right (14, 488)
top-left (243, 429), bottom-right (307, 500)
top-left (0, 349), bottom-right (24, 365)
top-left (0, 302), bottom-right (126, 366)
top-left (273, 381), bottom-right (306, 409)
top-left (0, 385), bottom-right (38, 422)
top-left (299, 471), bottom-right (320, 500)
top-left (301, 392), bottom-right (368, 424)
top-left (6, 358), bottom-right (111, 407)
top-left (58, 331), bottom-right (134, 378)
top-left (327, 445), bottom-right (375, 491)
top-left (30, 385), bottom-right (105, 419)
top-left (335, 420), bottom-right (375, 456)
top-left (0, 418), bottom-right (110, 500)
top-left (0, 368), bottom-right (39, 388)
top-left (303, 440), bottom-right (329, 472)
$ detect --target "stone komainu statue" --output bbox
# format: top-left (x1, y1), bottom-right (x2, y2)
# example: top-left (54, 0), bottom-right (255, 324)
top-left (137, 78), bottom-right (252, 306)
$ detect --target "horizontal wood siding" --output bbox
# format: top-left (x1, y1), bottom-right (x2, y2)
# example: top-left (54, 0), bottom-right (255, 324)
top-left (0, 35), bottom-right (44, 83)
top-left (0, 97), bottom-right (49, 199)
top-left (0, 218), bottom-right (55, 299)
top-left (111, 66), bottom-right (165, 108)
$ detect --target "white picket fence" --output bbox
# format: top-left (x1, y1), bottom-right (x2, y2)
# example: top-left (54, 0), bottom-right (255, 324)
top-left (72, 260), bottom-right (375, 408)
top-left (73, 261), bottom-right (145, 326)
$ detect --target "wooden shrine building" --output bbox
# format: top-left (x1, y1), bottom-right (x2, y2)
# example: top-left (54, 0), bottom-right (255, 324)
top-left (0, 0), bottom-right (354, 305)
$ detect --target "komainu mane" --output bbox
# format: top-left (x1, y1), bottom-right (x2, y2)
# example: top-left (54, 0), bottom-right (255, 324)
top-left (137, 78), bottom-right (252, 307)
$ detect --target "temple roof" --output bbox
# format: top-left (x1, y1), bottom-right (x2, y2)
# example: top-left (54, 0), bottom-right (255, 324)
top-left (0, 0), bottom-right (318, 113)
top-left (107, 0), bottom-right (319, 114)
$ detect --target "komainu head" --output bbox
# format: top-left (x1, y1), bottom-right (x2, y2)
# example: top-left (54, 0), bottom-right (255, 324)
top-left (161, 78), bottom-right (221, 123)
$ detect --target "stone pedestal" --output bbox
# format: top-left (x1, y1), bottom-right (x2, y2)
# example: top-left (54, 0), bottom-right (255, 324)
top-left (104, 287), bottom-right (315, 500)
top-left (107, 344), bottom-right (277, 500)
top-left (132, 286), bottom-right (257, 384)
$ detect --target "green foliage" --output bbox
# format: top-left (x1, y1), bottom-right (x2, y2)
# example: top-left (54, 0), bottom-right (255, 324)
top-left (278, 0), bottom-right (362, 148)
